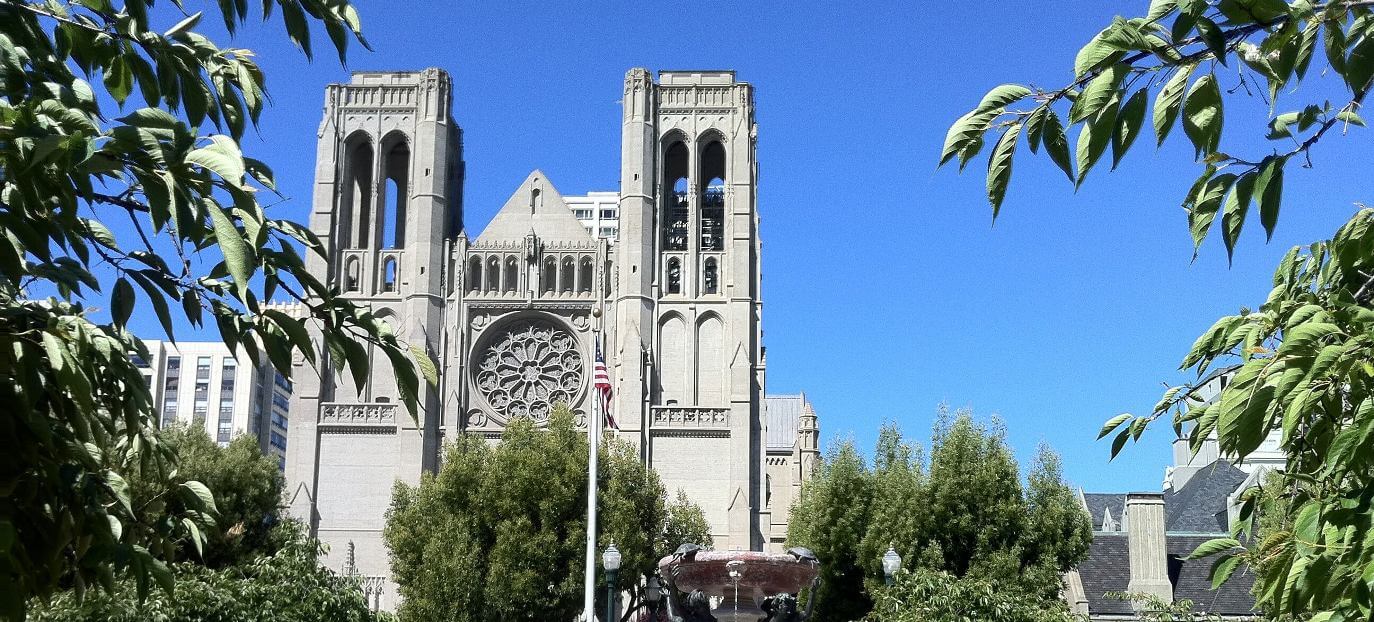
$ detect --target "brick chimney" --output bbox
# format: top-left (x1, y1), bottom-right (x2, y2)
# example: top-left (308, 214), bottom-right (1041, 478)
top-left (1126, 492), bottom-right (1172, 604)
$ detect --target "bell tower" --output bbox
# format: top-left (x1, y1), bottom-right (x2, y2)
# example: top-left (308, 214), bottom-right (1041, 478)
top-left (616, 69), bottom-right (765, 549)
top-left (286, 69), bottom-right (463, 595)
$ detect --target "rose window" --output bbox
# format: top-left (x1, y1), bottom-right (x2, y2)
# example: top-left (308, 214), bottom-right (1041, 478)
top-left (475, 320), bottom-right (583, 422)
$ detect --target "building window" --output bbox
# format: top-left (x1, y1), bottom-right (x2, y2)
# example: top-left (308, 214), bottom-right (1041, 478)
top-left (486, 256), bottom-right (500, 292)
top-left (664, 141), bottom-right (689, 251)
top-left (701, 141), bottom-right (726, 251)
top-left (217, 360), bottom-right (236, 443)
top-left (161, 356), bottom-right (181, 428)
top-left (573, 209), bottom-right (593, 219)
top-left (346, 257), bottom-right (360, 292)
top-left (600, 208), bottom-right (617, 219)
top-left (504, 256), bottom-right (519, 292)
top-left (560, 257), bottom-right (575, 293)
top-left (542, 257), bottom-right (557, 294)
top-left (599, 226), bottom-right (618, 239)
top-left (666, 258), bottom-right (682, 295)
top-left (578, 257), bottom-right (593, 293)
top-left (703, 258), bottom-right (718, 295)
top-left (193, 356), bottom-right (211, 426)
top-left (467, 257), bottom-right (482, 292)
top-left (382, 257), bottom-right (397, 293)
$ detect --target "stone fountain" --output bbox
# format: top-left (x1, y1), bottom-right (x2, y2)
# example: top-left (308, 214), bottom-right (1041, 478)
top-left (657, 545), bottom-right (820, 622)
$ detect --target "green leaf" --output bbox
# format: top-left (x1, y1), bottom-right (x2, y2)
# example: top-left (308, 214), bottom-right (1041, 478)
top-left (1099, 413), bottom-right (1132, 439)
top-left (1278, 322), bottom-right (1341, 357)
top-left (104, 470), bottom-right (133, 515)
top-left (1154, 63), bottom-right (1195, 145)
top-left (1210, 554), bottom-right (1244, 589)
top-left (1024, 107), bottom-right (1048, 153)
top-left (1075, 30), bottom-right (1127, 78)
top-left (1041, 109), bottom-right (1074, 181)
top-left (409, 342), bottom-right (438, 386)
top-left (1254, 156), bottom-right (1286, 241)
top-left (1221, 171), bottom-right (1257, 262)
top-left (207, 202), bottom-right (254, 303)
top-left (940, 109), bottom-right (996, 167)
top-left (103, 56), bottom-right (133, 105)
top-left (1182, 74), bottom-right (1223, 157)
top-left (41, 332), bottom-right (66, 373)
top-left (1346, 33), bottom-right (1374, 93)
top-left (179, 480), bottom-right (219, 515)
top-left (111, 277), bottom-right (135, 327)
top-left (164, 11), bottom-right (203, 38)
top-left (1070, 63), bottom-right (1127, 123)
top-left (1325, 19), bottom-right (1347, 76)
top-left (185, 135), bottom-right (246, 186)
top-left (342, 335), bottom-right (370, 392)
top-left (973, 84), bottom-right (1032, 114)
top-left (1075, 100), bottom-right (1118, 186)
top-left (1112, 88), bottom-right (1148, 169)
top-left (1194, 16), bottom-right (1229, 65)
top-left (128, 271), bottom-right (175, 340)
top-left (265, 309), bottom-right (314, 366)
top-left (1187, 537), bottom-right (1241, 559)
top-left (181, 517), bottom-right (204, 558)
top-left (986, 123), bottom-right (1021, 218)
top-left (1293, 501), bottom-right (1321, 547)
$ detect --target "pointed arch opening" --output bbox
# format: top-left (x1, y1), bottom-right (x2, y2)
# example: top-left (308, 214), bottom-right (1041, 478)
top-left (658, 313), bottom-right (687, 404)
top-left (382, 257), bottom-right (397, 293)
top-left (486, 256), bottom-right (500, 292)
top-left (340, 135), bottom-right (373, 250)
top-left (578, 257), bottom-right (593, 293)
top-left (345, 257), bottom-right (361, 292)
top-left (542, 256), bottom-right (557, 294)
top-left (504, 256), bottom-right (519, 292)
top-left (663, 141), bottom-right (689, 251)
top-left (696, 313), bottom-right (724, 405)
top-left (560, 257), bottom-right (575, 293)
top-left (381, 135), bottom-right (409, 249)
top-left (702, 257), bottom-right (718, 295)
top-left (666, 257), bottom-right (682, 295)
top-left (700, 140), bottom-right (726, 251)
top-left (467, 256), bottom-right (482, 292)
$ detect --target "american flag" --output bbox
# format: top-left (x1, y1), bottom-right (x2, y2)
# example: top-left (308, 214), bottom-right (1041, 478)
top-left (593, 337), bottom-right (616, 430)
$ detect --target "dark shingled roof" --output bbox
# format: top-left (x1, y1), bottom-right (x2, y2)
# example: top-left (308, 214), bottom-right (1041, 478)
top-left (1083, 493), bottom-right (1126, 531)
top-left (1164, 460), bottom-right (1248, 533)
top-left (1078, 534), bottom-right (1256, 617)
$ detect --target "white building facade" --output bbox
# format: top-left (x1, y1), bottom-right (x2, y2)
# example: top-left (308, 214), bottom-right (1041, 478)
top-left (282, 68), bottom-right (820, 610)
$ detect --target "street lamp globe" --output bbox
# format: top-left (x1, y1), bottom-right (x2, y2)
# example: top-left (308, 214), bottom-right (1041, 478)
top-left (881, 546), bottom-right (902, 584)
top-left (645, 576), bottom-right (662, 604)
top-left (603, 544), bottom-right (622, 571)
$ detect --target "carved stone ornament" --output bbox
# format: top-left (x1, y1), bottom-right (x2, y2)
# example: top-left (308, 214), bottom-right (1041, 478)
top-left (466, 409), bottom-right (488, 428)
top-left (571, 314), bottom-right (590, 331)
top-left (470, 314), bottom-right (489, 330)
top-left (474, 319), bottom-right (583, 423)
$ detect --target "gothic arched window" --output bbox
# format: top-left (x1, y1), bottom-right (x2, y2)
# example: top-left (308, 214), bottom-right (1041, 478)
top-left (703, 258), bottom-right (718, 295)
top-left (382, 258), bottom-right (397, 293)
top-left (504, 256), bottom-right (519, 292)
top-left (345, 257), bottom-right (361, 292)
top-left (381, 137), bottom-right (409, 249)
top-left (560, 257), bottom-right (575, 293)
top-left (467, 257), bottom-right (482, 292)
top-left (578, 257), bottom-right (593, 293)
top-left (666, 258), bottom-right (682, 295)
top-left (486, 256), bottom-right (500, 292)
top-left (542, 257), bottom-right (557, 294)
top-left (701, 140), bottom-right (726, 251)
top-left (663, 141), bottom-right (689, 251)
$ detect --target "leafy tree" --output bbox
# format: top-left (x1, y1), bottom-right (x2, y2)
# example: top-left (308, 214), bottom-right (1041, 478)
top-left (0, 0), bottom-right (434, 617)
top-left (788, 411), bottom-right (1090, 622)
top-left (127, 425), bottom-right (285, 568)
top-left (941, 0), bottom-right (1374, 618)
top-left (384, 405), bottom-right (710, 622)
top-left (660, 490), bottom-right (714, 561)
top-left (28, 523), bottom-right (390, 622)
top-left (788, 439), bottom-right (875, 622)
top-left (869, 569), bottom-right (1080, 622)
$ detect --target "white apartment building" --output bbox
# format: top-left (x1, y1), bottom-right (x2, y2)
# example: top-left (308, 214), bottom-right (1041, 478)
top-left (564, 190), bottom-right (620, 240)
top-left (135, 305), bottom-right (300, 469)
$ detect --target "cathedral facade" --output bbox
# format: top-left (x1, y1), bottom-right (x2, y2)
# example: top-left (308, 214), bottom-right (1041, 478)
top-left (283, 68), bottom-right (818, 609)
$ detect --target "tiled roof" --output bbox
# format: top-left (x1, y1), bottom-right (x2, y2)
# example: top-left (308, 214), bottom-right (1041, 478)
top-left (1077, 534), bottom-right (1256, 617)
top-left (1083, 493), bottom-right (1126, 531)
top-left (764, 394), bottom-right (803, 451)
top-left (1164, 460), bottom-right (1248, 533)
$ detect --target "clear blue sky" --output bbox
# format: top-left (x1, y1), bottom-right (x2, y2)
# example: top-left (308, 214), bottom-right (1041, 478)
top-left (113, 0), bottom-right (1369, 492)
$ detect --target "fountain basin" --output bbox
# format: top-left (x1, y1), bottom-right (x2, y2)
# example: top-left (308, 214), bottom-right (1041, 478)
top-left (658, 550), bottom-right (819, 621)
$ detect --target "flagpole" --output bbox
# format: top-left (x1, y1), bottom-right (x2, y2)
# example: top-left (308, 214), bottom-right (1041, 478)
top-left (582, 333), bottom-right (602, 621)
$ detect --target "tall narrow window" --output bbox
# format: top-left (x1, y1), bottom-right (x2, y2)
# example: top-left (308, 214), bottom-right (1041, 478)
top-left (663, 141), bottom-right (689, 251)
top-left (467, 257), bottom-right (482, 292)
top-left (341, 140), bottom-right (374, 250)
top-left (560, 257), bottom-right (575, 293)
top-left (578, 257), bottom-right (593, 293)
top-left (504, 256), bottom-right (519, 292)
top-left (161, 356), bottom-right (181, 428)
top-left (218, 360), bottom-right (236, 444)
top-left (666, 258), bottom-right (682, 295)
top-left (703, 258), bottom-right (718, 295)
top-left (346, 257), bottom-right (361, 292)
top-left (701, 141), bottom-right (726, 251)
top-left (382, 140), bottom-right (409, 249)
top-left (530, 188), bottom-right (542, 214)
top-left (382, 258), bottom-right (397, 293)
top-left (193, 356), bottom-right (211, 427)
top-left (542, 257), bottom-right (557, 294)
top-left (486, 257), bottom-right (500, 292)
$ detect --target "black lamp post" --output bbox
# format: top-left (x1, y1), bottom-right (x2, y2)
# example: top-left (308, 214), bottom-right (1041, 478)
top-left (645, 576), bottom-right (662, 620)
top-left (603, 544), bottom-right (621, 622)
top-left (882, 546), bottom-right (902, 587)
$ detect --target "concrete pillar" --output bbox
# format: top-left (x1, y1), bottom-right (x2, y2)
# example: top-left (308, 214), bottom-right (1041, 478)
top-left (1126, 492), bottom-right (1172, 604)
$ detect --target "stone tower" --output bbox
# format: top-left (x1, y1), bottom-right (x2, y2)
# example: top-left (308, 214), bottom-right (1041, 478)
top-left (285, 69), bottom-right (463, 588)
top-left (615, 69), bottom-right (765, 549)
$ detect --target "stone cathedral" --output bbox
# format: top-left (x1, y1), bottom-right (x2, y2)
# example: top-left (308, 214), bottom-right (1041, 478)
top-left (284, 67), bottom-right (820, 608)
